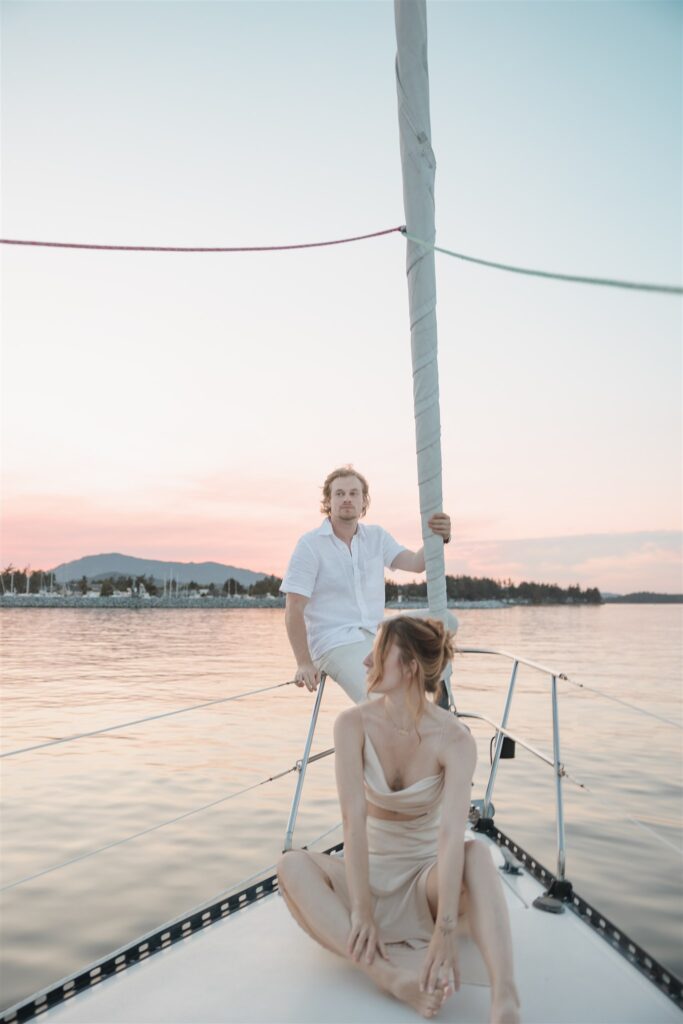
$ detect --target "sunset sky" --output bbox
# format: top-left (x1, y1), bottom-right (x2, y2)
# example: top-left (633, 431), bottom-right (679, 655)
top-left (2, 0), bottom-right (681, 593)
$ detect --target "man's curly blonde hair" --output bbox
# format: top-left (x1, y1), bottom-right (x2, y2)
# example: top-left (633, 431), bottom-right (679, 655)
top-left (320, 465), bottom-right (370, 518)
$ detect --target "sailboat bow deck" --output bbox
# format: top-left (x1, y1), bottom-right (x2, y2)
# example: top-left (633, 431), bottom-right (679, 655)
top-left (3, 826), bottom-right (680, 1024)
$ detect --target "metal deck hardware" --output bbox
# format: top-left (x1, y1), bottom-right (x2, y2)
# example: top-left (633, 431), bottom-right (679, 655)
top-left (456, 647), bottom-right (575, 910)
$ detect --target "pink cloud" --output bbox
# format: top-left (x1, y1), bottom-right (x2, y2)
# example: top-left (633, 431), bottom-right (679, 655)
top-left (443, 533), bottom-right (682, 593)
top-left (3, 488), bottom-right (681, 593)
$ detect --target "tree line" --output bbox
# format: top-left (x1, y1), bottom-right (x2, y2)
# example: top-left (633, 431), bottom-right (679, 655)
top-left (385, 575), bottom-right (602, 605)
top-left (1, 567), bottom-right (602, 604)
top-left (0, 568), bottom-right (285, 598)
top-left (74, 574), bottom-right (285, 598)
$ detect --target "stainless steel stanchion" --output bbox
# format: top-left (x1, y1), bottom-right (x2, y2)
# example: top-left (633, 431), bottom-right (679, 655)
top-left (282, 672), bottom-right (327, 852)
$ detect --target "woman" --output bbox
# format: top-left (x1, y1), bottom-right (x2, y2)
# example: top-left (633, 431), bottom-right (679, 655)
top-left (277, 616), bottom-right (521, 1022)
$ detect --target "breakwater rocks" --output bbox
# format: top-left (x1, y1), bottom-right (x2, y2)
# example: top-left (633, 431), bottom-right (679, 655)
top-left (0, 595), bottom-right (287, 610)
top-left (1, 596), bottom-right (509, 610)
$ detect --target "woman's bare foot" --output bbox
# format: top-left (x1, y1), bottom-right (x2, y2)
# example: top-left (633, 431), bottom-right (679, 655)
top-left (490, 985), bottom-right (521, 1024)
top-left (389, 969), bottom-right (451, 1019)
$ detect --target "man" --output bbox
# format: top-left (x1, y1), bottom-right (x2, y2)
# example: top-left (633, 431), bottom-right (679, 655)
top-left (280, 465), bottom-right (451, 704)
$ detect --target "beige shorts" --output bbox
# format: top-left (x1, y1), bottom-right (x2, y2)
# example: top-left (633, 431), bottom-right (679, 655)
top-left (316, 629), bottom-right (375, 705)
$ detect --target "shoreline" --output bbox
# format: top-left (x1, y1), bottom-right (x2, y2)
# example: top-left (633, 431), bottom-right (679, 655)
top-left (0, 595), bottom-right (611, 610)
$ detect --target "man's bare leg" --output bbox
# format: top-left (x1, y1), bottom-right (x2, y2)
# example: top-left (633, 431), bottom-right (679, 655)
top-left (278, 851), bottom-right (448, 1019)
top-left (426, 841), bottom-right (521, 1024)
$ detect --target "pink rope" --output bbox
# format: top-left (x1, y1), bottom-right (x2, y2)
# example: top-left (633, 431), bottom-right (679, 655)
top-left (0, 226), bottom-right (405, 253)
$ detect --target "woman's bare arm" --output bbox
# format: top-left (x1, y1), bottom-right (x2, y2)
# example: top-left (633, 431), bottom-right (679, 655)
top-left (421, 723), bottom-right (477, 992)
top-left (333, 710), bottom-right (389, 963)
top-left (334, 710), bottom-right (371, 913)
top-left (436, 725), bottom-right (477, 923)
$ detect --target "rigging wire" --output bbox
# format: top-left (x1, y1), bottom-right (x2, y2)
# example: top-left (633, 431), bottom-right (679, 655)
top-left (0, 680), bottom-right (297, 760)
top-left (401, 229), bottom-right (683, 295)
top-left (2, 226), bottom-right (680, 294)
top-left (0, 761), bottom-right (303, 893)
top-left (0, 226), bottom-right (403, 253)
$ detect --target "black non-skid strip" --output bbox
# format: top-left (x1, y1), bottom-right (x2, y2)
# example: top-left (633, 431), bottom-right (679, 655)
top-left (482, 823), bottom-right (683, 1010)
top-left (0, 842), bottom-right (346, 1024)
top-left (2, 833), bottom-right (680, 1020)
top-left (1, 871), bottom-right (281, 1024)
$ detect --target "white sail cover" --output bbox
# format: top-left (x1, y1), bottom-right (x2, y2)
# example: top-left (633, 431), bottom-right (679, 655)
top-left (394, 0), bottom-right (448, 622)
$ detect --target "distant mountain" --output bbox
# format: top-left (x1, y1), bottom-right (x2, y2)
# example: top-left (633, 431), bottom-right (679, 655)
top-left (603, 591), bottom-right (682, 604)
top-left (51, 553), bottom-right (266, 587)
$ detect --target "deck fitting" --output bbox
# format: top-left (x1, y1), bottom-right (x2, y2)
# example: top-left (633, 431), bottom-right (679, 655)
top-left (533, 893), bottom-right (566, 914)
top-left (533, 875), bottom-right (574, 912)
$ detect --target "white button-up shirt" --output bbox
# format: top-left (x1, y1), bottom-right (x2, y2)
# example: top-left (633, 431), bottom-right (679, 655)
top-left (280, 518), bottom-right (406, 661)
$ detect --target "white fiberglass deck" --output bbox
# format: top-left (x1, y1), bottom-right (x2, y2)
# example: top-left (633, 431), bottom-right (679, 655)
top-left (29, 834), bottom-right (680, 1024)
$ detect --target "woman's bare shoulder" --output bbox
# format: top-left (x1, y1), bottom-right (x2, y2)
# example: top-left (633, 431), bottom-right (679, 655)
top-left (437, 709), bottom-right (477, 762)
top-left (333, 705), bottom-right (365, 741)
top-left (431, 704), bottom-right (468, 733)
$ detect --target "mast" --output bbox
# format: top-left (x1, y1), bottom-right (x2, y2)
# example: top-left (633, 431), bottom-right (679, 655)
top-left (394, 0), bottom-right (447, 622)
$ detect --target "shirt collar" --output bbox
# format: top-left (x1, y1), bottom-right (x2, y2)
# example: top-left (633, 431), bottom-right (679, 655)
top-left (318, 517), bottom-right (364, 538)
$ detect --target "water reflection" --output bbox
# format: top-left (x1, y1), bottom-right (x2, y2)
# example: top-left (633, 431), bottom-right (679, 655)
top-left (1, 605), bottom-right (681, 1009)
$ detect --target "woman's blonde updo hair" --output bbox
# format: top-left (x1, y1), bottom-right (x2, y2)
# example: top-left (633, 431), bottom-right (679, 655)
top-left (367, 616), bottom-right (454, 719)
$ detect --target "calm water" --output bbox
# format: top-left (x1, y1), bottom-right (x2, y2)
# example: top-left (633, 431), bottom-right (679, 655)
top-left (1, 605), bottom-right (682, 1011)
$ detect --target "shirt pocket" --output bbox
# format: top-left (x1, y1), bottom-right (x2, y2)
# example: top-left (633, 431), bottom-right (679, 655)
top-left (361, 556), bottom-right (386, 607)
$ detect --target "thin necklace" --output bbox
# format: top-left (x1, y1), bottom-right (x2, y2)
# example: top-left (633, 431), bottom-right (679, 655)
top-left (383, 701), bottom-right (413, 737)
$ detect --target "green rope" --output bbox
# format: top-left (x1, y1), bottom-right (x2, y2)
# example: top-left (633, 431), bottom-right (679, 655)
top-left (401, 229), bottom-right (682, 295)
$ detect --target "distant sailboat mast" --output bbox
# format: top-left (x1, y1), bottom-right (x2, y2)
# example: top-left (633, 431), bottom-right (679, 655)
top-left (394, 0), bottom-right (448, 623)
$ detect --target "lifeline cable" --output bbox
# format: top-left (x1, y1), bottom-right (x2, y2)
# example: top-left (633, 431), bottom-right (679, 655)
top-left (568, 775), bottom-right (683, 858)
top-left (1, 680), bottom-right (297, 759)
top-left (464, 706), bottom-right (682, 857)
top-left (559, 672), bottom-right (683, 730)
top-left (180, 819), bottom-right (343, 922)
top-left (402, 229), bottom-right (683, 295)
top-left (1, 761), bottom-right (301, 893)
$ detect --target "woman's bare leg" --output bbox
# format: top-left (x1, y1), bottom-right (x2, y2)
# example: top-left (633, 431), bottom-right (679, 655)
top-left (277, 850), bottom-right (448, 1019)
top-left (426, 841), bottom-right (521, 1024)
top-left (277, 851), bottom-right (352, 957)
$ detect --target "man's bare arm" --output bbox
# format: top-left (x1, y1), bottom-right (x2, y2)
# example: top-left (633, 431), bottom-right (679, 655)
top-left (391, 548), bottom-right (426, 573)
top-left (284, 592), bottom-right (320, 691)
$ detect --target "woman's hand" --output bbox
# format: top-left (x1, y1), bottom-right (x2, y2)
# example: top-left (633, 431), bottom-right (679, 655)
top-left (420, 918), bottom-right (461, 994)
top-left (347, 909), bottom-right (390, 965)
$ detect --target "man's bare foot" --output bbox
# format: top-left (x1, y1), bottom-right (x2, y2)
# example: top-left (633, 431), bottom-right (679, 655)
top-left (389, 969), bottom-right (451, 1019)
top-left (490, 986), bottom-right (521, 1024)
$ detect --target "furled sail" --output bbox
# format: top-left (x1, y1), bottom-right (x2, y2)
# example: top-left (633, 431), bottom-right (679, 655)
top-left (394, 0), bottom-right (448, 623)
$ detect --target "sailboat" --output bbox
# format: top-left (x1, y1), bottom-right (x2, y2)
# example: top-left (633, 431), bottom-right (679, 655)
top-left (2, 2), bottom-right (681, 1022)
